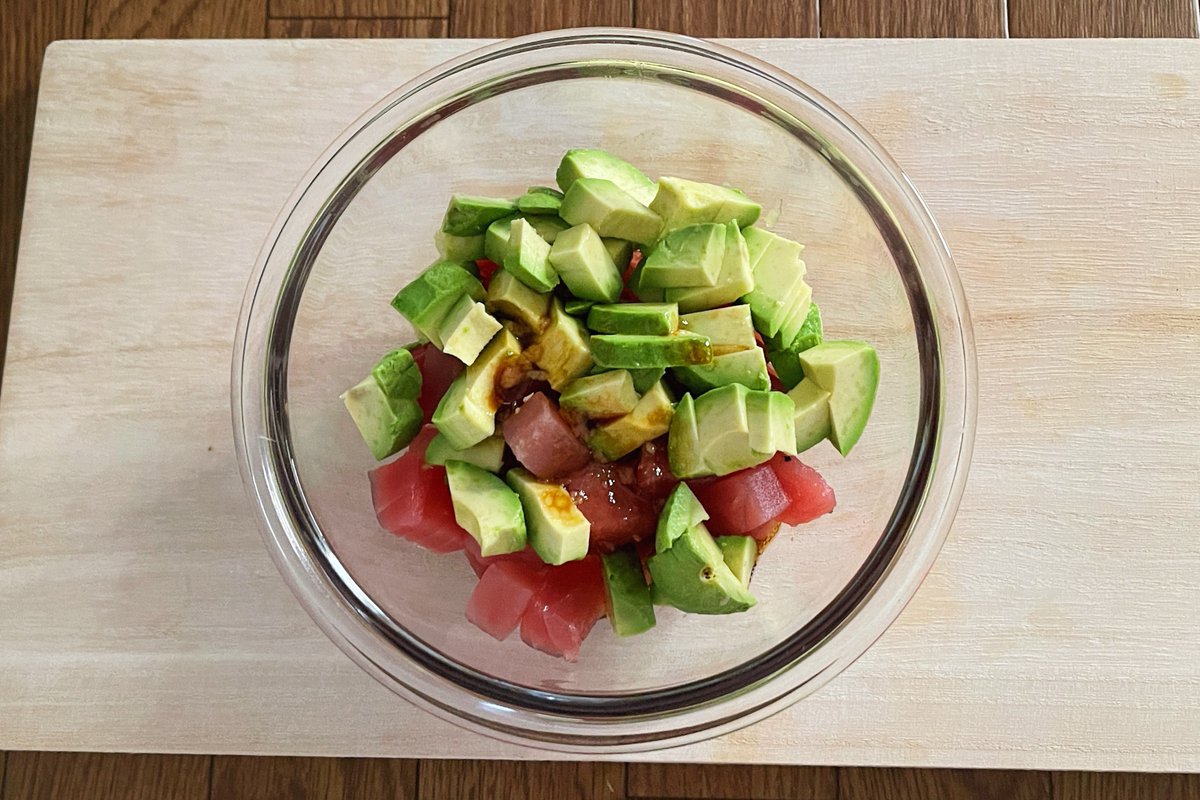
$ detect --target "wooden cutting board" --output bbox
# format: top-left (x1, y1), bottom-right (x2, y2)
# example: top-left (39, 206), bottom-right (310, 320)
top-left (2, 38), bottom-right (1198, 770)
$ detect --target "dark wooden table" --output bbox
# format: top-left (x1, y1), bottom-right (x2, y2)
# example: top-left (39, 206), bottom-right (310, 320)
top-left (3, 1), bottom-right (1199, 797)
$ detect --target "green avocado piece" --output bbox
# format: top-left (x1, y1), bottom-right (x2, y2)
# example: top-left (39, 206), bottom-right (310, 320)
top-left (533, 298), bottom-right (593, 390)
top-left (673, 348), bottom-right (770, 393)
top-left (588, 380), bottom-right (674, 461)
top-left (648, 522), bottom-right (756, 614)
top-left (586, 303), bottom-right (679, 336)
top-left (679, 305), bottom-right (756, 350)
top-left (446, 460), bottom-right (526, 556)
top-left (516, 186), bottom-right (564, 216)
top-left (590, 332), bottom-right (712, 369)
top-left (715, 535), bottom-right (758, 588)
top-left (766, 300), bottom-right (823, 390)
top-left (485, 268), bottom-right (551, 332)
top-left (787, 379), bottom-right (832, 454)
top-left (629, 367), bottom-right (666, 394)
top-left (649, 176), bottom-right (761, 232)
top-left (483, 216), bottom-right (516, 264)
top-left (503, 218), bottom-right (559, 293)
top-left (431, 328), bottom-right (522, 449)
top-left (424, 432), bottom-right (505, 472)
top-left (601, 547), bottom-right (656, 636)
top-left (437, 293), bottom-right (503, 366)
top-left (563, 298), bottom-right (595, 316)
top-left (694, 383), bottom-right (772, 477)
top-left (799, 340), bottom-right (879, 456)
top-left (666, 393), bottom-right (706, 479)
top-left (391, 260), bottom-right (485, 346)
top-left (442, 195), bottom-right (518, 236)
top-left (602, 238), bottom-right (635, 272)
top-left (506, 468), bottom-right (590, 565)
top-left (340, 373), bottom-right (423, 460)
top-left (790, 298), bottom-right (824, 353)
top-left (655, 482), bottom-right (710, 553)
top-left (747, 390), bottom-right (797, 457)
top-left (559, 370), bottom-right (639, 419)
top-left (527, 215), bottom-right (570, 244)
top-left (774, 281), bottom-right (815, 347)
top-left (548, 223), bottom-right (623, 303)
top-left (556, 148), bottom-right (658, 206)
top-left (665, 222), bottom-right (755, 313)
top-left (560, 178), bottom-right (663, 245)
top-left (370, 347), bottom-right (422, 401)
top-left (626, 259), bottom-right (665, 303)
top-left (740, 227), bottom-right (806, 338)
top-left (435, 229), bottom-right (486, 263)
top-left (639, 223), bottom-right (726, 288)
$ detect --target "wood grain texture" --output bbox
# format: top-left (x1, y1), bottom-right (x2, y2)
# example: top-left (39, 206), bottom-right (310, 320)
top-left (1054, 772), bottom-right (1200, 800)
top-left (820, 0), bottom-right (1006, 36)
top-left (4, 40), bottom-right (1200, 771)
top-left (627, 763), bottom-right (835, 799)
top-left (0, 0), bottom-right (84, 392)
top-left (1, 752), bottom-right (209, 800)
top-left (418, 760), bottom-right (624, 799)
top-left (1008, 0), bottom-right (1199, 36)
top-left (268, 0), bottom-right (446, 17)
top-left (635, 0), bottom-right (817, 36)
top-left (267, 17), bottom-right (447, 37)
top-left (211, 756), bottom-right (417, 799)
top-left (449, 0), bottom-right (632, 36)
top-left (840, 768), bottom-right (1049, 800)
top-left (85, 0), bottom-right (266, 37)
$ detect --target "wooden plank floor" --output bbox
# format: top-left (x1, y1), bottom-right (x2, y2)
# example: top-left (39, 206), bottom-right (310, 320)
top-left (3, 0), bottom-right (1200, 797)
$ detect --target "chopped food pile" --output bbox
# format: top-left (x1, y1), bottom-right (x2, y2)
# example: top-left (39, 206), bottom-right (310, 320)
top-left (340, 149), bottom-right (879, 660)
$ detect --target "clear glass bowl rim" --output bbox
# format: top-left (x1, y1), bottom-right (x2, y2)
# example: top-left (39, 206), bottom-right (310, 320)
top-left (232, 27), bottom-right (978, 753)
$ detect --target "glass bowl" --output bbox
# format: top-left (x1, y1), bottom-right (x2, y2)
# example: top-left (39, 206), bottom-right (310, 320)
top-left (233, 28), bottom-right (976, 753)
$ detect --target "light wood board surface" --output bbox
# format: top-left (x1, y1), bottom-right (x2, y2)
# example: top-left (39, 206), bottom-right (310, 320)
top-left (2, 39), bottom-right (1199, 770)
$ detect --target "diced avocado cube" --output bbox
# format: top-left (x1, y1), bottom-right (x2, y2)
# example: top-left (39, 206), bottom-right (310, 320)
top-left (673, 348), bottom-right (770, 393)
top-left (435, 229), bottom-right (486, 263)
top-left (446, 460), bottom-right (526, 556)
top-left (655, 482), bottom-right (709, 553)
top-left (626, 259), bottom-right (665, 303)
top-left (438, 294), bottom-right (503, 366)
top-left (560, 178), bottom-right (663, 245)
top-left (667, 393), bottom-right (706, 479)
top-left (639, 223), bottom-right (725, 288)
top-left (588, 381), bottom-right (675, 461)
top-left (442, 195), bottom-right (518, 236)
top-left (484, 216), bottom-right (517, 264)
top-left (527, 215), bottom-right (570, 244)
top-left (340, 373), bottom-right (423, 461)
top-left (590, 332), bottom-right (712, 369)
top-left (370, 347), bottom-right (422, 401)
top-left (649, 176), bottom-right (762, 232)
top-left (799, 340), bottom-right (879, 456)
top-left (431, 329), bottom-right (522, 449)
top-left (503, 218), bottom-right (559, 293)
top-left (648, 522), bottom-right (756, 614)
top-left (424, 432), bottom-right (506, 472)
top-left (563, 298), bottom-right (595, 316)
top-left (747, 390), bottom-right (797, 457)
top-left (679, 305), bottom-right (756, 350)
top-left (485, 268), bottom-right (551, 332)
top-left (774, 281), bottom-right (815, 347)
top-left (665, 222), bottom-right (755, 313)
top-left (694, 383), bottom-right (772, 476)
top-left (515, 186), bottom-right (564, 216)
top-left (602, 238), bottom-right (635, 272)
top-left (628, 367), bottom-right (666, 394)
top-left (716, 535), bottom-right (758, 588)
top-left (741, 227), bottom-right (806, 338)
top-left (586, 303), bottom-right (679, 336)
top-left (601, 547), bottom-right (656, 636)
top-left (533, 299), bottom-right (593, 390)
top-left (548, 223), bottom-right (623, 303)
top-left (556, 148), bottom-right (657, 206)
top-left (791, 299), bottom-right (824, 353)
top-left (787, 379), bottom-right (833, 454)
top-left (559, 370), bottom-right (639, 419)
top-left (506, 468), bottom-right (590, 565)
top-left (390, 260), bottom-right (485, 346)
top-left (765, 302), bottom-right (823, 389)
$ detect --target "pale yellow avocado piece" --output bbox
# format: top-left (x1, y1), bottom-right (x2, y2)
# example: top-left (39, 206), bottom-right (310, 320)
top-left (588, 381), bottom-right (674, 461)
top-left (431, 328), bottom-right (523, 449)
top-left (533, 298), bottom-right (593, 390)
top-left (438, 293), bottom-right (502, 366)
top-left (486, 268), bottom-right (551, 332)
